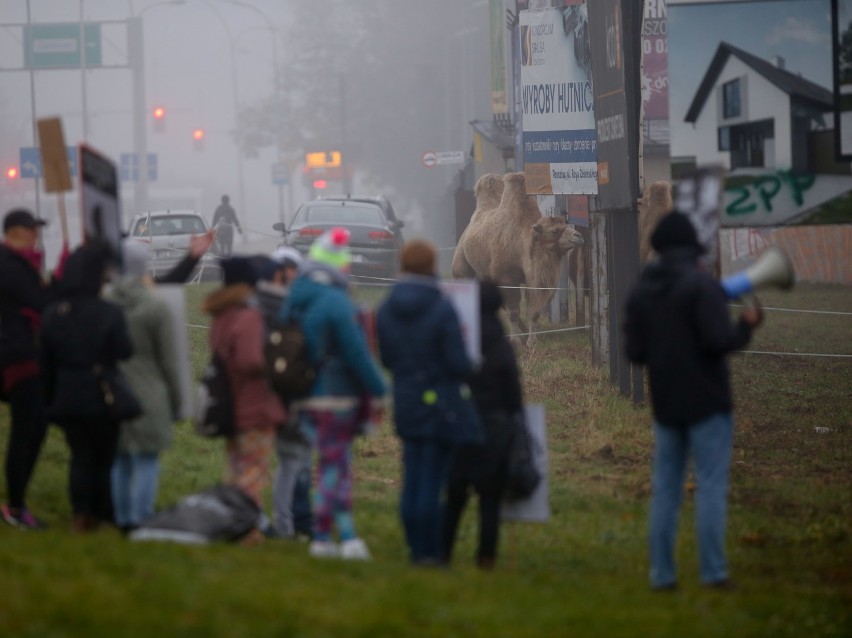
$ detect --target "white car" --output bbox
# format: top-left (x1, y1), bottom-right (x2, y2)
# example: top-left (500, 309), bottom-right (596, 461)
top-left (126, 210), bottom-right (219, 281)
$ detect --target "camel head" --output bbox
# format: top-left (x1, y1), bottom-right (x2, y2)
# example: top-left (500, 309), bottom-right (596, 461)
top-left (531, 217), bottom-right (578, 254)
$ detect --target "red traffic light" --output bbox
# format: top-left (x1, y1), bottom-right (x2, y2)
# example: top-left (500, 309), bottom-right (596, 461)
top-left (153, 106), bottom-right (166, 119)
top-left (313, 179), bottom-right (328, 190)
top-left (193, 128), bottom-right (205, 140)
top-left (6, 166), bottom-right (18, 179)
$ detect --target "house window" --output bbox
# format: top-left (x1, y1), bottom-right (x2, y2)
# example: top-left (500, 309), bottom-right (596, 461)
top-left (718, 127), bottom-right (731, 151)
top-left (723, 79), bottom-right (741, 119)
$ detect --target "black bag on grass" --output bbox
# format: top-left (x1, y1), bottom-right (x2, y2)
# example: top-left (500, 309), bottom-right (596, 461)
top-left (504, 412), bottom-right (541, 501)
top-left (129, 485), bottom-right (260, 544)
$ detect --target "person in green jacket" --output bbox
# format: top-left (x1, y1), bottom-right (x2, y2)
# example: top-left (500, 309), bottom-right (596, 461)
top-left (108, 241), bottom-right (182, 533)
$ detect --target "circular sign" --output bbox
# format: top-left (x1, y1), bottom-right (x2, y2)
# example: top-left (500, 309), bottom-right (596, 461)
top-left (422, 151), bottom-right (437, 168)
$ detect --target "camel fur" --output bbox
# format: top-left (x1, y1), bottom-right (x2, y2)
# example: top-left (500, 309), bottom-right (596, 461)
top-left (637, 180), bottom-right (673, 263)
top-left (452, 172), bottom-right (583, 349)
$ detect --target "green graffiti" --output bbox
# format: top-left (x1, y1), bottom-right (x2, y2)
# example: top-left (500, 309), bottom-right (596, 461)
top-left (725, 171), bottom-right (816, 216)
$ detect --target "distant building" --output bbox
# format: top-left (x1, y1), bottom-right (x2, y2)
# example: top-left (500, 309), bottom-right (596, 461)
top-left (682, 42), bottom-right (833, 173)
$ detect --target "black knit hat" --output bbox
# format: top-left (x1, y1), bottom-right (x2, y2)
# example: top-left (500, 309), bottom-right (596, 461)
top-left (650, 212), bottom-right (705, 254)
top-left (221, 256), bottom-right (259, 286)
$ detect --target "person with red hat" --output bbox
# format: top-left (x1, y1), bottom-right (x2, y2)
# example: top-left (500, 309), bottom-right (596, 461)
top-left (0, 208), bottom-right (68, 529)
top-left (280, 227), bottom-right (387, 560)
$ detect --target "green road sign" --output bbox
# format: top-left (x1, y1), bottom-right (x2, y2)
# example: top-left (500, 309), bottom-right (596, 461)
top-left (23, 23), bottom-right (102, 69)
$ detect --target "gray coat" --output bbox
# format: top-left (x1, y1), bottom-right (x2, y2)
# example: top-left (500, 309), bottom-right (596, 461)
top-left (108, 278), bottom-right (182, 454)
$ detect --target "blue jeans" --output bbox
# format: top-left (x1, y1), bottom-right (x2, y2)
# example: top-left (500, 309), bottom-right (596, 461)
top-left (111, 452), bottom-right (160, 527)
top-left (400, 440), bottom-right (453, 562)
top-left (649, 412), bottom-right (733, 587)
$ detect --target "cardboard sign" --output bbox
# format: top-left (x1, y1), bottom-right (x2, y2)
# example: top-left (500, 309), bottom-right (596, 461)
top-left (37, 117), bottom-right (72, 193)
top-left (79, 143), bottom-right (122, 264)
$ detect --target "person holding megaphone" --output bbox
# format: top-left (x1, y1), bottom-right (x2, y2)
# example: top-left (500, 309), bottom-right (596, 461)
top-left (624, 211), bottom-right (764, 592)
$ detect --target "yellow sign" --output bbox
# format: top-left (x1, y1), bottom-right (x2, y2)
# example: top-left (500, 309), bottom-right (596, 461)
top-left (305, 151), bottom-right (341, 168)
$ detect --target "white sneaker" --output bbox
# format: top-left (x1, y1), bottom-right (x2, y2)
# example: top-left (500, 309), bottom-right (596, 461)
top-left (308, 540), bottom-right (339, 558)
top-left (340, 538), bottom-right (371, 561)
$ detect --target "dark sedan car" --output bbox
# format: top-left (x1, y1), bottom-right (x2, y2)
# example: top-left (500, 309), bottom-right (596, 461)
top-left (273, 197), bottom-right (404, 279)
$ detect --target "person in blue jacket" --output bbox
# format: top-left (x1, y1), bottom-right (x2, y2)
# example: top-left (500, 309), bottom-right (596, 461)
top-left (280, 227), bottom-right (386, 560)
top-left (376, 239), bottom-right (482, 566)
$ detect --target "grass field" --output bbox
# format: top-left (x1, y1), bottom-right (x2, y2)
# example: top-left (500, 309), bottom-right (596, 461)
top-left (0, 282), bottom-right (849, 637)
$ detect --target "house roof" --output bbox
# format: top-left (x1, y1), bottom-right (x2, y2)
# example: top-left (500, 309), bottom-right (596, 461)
top-left (684, 42), bottom-right (834, 123)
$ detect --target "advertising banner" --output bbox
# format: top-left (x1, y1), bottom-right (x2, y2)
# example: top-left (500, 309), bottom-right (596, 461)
top-left (520, 5), bottom-right (598, 194)
top-left (490, 0), bottom-right (509, 114)
top-left (642, 0), bottom-right (669, 120)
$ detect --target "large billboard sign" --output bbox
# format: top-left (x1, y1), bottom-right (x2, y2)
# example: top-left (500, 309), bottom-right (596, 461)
top-left (520, 4), bottom-right (597, 195)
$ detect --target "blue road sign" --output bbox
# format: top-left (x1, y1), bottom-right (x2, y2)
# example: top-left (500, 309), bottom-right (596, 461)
top-left (271, 163), bottom-right (288, 185)
top-left (119, 153), bottom-right (157, 182)
top-left (19, 146), bottom-right (77, 179)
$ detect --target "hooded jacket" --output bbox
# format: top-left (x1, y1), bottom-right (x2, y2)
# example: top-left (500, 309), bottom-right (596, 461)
top-left (623, 247), bottom-right (754, 426)
top-left (108, 277), bottom-right (182, 453)
top-left (204, 284), bottom-right (285, 431)
top-left (376, 274), bottom-right (481, 444)
top-left (281, 261), bottom-right (386, 406)
top-left (40, 247), bottom-right (133, 420)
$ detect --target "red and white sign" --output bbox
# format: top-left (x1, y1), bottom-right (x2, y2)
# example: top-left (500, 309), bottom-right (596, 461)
top-left (422, 151), bottom-right (437, 167)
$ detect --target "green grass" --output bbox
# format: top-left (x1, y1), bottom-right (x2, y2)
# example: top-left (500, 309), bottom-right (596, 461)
top-left (0, 282), bottom-right (850, 637)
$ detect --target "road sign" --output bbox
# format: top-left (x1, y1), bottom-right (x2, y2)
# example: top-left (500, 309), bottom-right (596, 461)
top-left (422, 151), bottom-right (437, 168)
top-left (23, 23), bottom-right (102, 70)
top-left (19, 146), bottom-right (77, 179)
top-left (119, 153), bottom-right (157, 182)
top-left (436, 151), bottom-right (466, 165)
top-left (271, 163), bottom-right (289, 185)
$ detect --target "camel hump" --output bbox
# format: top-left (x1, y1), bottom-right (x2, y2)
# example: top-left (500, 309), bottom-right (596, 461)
top-left (649, 180), bottom-right (673, 212)
top-left (499, 172), bottom-right (529, 210)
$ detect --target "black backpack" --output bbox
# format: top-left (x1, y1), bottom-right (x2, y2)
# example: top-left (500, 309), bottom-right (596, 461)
top-left (192, 350), bottom-right (236, 438)
top-left (264, 319), bottom-right (317, 402)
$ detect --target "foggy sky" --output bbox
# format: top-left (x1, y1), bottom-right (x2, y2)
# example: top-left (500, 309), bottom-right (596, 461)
top-left (0, 0), bottom-right (492, 259)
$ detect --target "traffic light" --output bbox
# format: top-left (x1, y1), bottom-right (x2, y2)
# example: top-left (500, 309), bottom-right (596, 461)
top-left (192, 128), bottom-right (205, 151)
top-left (152, 106), bottom-right (166, 133)
top-left (6, 166), bottom-right (18, 180)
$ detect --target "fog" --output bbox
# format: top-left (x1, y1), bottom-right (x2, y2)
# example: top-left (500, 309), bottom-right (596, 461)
top-left (0, 0), bottom-right (492, 261)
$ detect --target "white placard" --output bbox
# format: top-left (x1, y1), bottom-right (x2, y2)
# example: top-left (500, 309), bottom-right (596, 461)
top-left (502, 403), bottom-right (550, 523)
top-left (440, 278), bottom-right (481, 365)
top-left (154, 285), bottom-right (194, 420)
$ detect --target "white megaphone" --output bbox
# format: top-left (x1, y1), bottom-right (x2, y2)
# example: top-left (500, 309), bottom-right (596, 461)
top-left (721, 246), bottom-right (795, 300)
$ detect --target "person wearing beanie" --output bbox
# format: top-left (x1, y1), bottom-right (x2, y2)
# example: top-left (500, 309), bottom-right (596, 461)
top-left (107, 241), bottom-right (182, 533)
top-left (40, 244), bottom-right (135, 532)
top-left (624, 210), bottom-right (763, 591)
top-left (203, 256), bottom-right (285, 544)
top-left (279, 227), bottom-right (387, 559)
top-left (442, 279), bottom-right (523, 570)
top-left (376, 239), bottom-right (483, 566)
top-left (0, 208), bottom-right (69, 529)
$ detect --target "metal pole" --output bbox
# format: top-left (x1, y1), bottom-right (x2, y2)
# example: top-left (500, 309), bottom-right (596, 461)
top-left (26, 0), bottom-right (41, 220)
top-left (129, 17), bottom-right (148, 213)
top-left (79, 0), bottom-right (89, 141)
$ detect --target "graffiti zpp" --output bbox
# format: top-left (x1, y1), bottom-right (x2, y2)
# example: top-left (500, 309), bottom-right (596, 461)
top-left (725, 171), bottom-right (816, 216)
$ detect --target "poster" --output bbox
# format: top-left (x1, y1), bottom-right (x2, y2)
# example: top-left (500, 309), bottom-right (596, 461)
top-left (79, 143), bottom-right (122, 262)
top-left (153, 285), bottom-right (193, 420)
top-left (441, 278), bottom-right (481, 365)
top-left (520, 4), bottom-right (598, 194)
top-left (502, 404), bottom-right (549, 523)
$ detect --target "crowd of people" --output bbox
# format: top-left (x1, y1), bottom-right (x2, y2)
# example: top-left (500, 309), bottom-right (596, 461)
top-left (1, 203), bottom-right (761, 586)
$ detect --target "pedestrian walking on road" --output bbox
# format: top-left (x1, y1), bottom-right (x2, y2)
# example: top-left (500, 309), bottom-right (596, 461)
top-left (212, 195), bottom-right (243, 257)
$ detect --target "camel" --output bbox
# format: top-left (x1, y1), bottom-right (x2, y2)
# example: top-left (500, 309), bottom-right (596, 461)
top-left (452, 172), bottom-right (584, 349)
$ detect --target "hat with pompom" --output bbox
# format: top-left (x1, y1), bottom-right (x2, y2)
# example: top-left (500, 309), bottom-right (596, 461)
top-left (309, 227), bottom-right (351, 271)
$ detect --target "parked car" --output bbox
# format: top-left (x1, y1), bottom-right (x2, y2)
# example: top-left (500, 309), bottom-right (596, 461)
top-left (273, 196), bottom-right (405, 280)
top-left (126, 210), bottom-right (220, 282)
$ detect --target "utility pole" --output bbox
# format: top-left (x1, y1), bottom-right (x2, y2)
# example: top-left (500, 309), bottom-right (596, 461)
top-left (129, 17), bottom-right (148, 213)
top-left (26, 0), bottom-right (41, 219)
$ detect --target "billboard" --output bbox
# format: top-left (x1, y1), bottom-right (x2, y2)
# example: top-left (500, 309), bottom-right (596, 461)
top-left (520, 4), bottom-right (598, 194)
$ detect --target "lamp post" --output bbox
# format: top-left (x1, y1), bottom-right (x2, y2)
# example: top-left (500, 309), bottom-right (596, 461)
top-left (215, 0), bottom-right (285, 228)
top-left (128, 0), bottom-right (186, 214)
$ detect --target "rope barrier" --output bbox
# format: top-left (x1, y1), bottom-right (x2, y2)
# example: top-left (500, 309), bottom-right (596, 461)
top-left (730, 304), bottom-right (852, 317)
top-left (737, 350), bottom-right (852, 358)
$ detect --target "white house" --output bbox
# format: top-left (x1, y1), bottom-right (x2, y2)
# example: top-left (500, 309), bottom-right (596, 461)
top-left (680, 42), bottom-right (833, 173)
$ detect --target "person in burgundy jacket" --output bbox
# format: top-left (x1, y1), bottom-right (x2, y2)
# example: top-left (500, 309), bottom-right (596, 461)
top-left (202, 257), bottom-right (285, 543)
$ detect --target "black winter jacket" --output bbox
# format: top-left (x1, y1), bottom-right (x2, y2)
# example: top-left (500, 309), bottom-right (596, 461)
top-left (623, 247), bottom-right (753, 427)
top-left (0, 244), bottom-right (58, 366)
